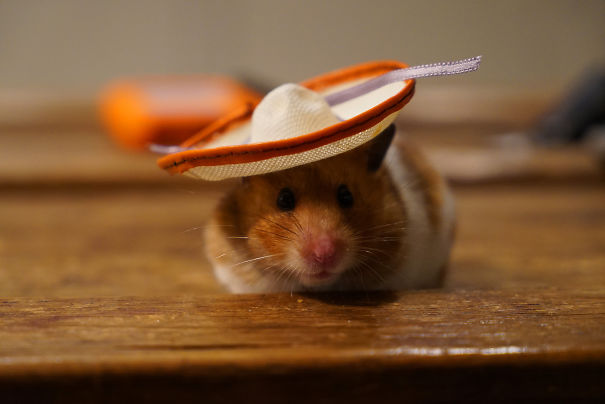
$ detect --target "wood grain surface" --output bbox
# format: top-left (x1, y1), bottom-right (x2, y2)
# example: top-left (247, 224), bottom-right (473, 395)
top-left (1, 290), bottom-right (604, 402)
top-left (1, 107), bottom-right (604, 401)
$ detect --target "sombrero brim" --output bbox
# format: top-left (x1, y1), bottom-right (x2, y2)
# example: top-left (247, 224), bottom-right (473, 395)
top-left (157, 60), bottom-right (415, 180)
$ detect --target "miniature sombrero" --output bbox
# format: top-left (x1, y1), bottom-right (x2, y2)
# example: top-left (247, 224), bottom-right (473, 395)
top-left (157, 56), bottom-right (481, 181)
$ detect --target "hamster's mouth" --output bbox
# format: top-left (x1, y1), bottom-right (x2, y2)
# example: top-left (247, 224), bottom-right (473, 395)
top-left (299, 269), bottom-right (339, 286)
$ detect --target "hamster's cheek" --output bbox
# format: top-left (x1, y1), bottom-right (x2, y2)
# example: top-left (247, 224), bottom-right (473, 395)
top-left (247, 223), bottom-right (290, 258)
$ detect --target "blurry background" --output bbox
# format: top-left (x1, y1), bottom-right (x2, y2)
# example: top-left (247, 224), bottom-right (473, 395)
top-left (1, 0), bottom-right (603, 94)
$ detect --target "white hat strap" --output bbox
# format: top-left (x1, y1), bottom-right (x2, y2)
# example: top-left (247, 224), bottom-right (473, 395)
top-left (324, 56), bottom-right (482, 106)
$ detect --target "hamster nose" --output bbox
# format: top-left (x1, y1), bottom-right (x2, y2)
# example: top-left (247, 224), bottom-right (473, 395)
top-left (304, 234), bottom-right (342, 269)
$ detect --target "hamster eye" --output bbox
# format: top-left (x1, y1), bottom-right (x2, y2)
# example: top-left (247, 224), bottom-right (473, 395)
top-left (337, 184), bottom-right (354, 208)
top-left (276, 187), bottom-right (296, 211)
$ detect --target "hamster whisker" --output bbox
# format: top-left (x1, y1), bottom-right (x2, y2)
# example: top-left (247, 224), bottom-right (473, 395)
top-left (357, 251), bottom-right (392, 271)
top-left (255, 228), bottom-right (293, 241)
top-left (351, 232), bottom-right (405, 245)
top-left (230, 253), bottom-right (284, 268)
top-left (354, 227), bottom-right (407, 239)
top-left (357, 254), bottom-right (392, 272)
top-left (356, 258), bottom-right (386, 283)
top-left (272, 264), bottom-right (297, 290)
top-left (260, 261), bottom-right (282, 273)
top-left (279, 264), bottom-right (298, 295)
top-left (374, 226), bottom-right (407, 233)
top-left (362, 220), bottom-right (406, 232)
top-left (369, 220), bottom-right (406, 230)
top-left (354, 231), bottom-right (405, 239)
top-left (183, 226), bottom-right (204, 233)
top-left (353, 235), bottom-right (403, 243)
top-left (353, 260), bottom-right (375, 284)
top-left (216, 243), bottom-right (254, 259)
top-left (267, 267), bottom-right (285, 291)
top-left (226, 236), bottom-right (249, 239)
top-left (192, 223), bottom-right (236, 232)
top-left (274, 266), bottom-right (290, 285)
top-left (259, 216), bottom-right (298, 236)
top-left (358, 248), bottom-right (390, 260)
top-left (351, 266), bottom-right (368, 292)
top-left (378, 236), bottom-right (404, 241)
top-left (289, 213), bottom-right (304, 233)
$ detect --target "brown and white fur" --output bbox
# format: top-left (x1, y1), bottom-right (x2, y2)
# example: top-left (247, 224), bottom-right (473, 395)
top-left (204, 126), bottom-right (455, 293)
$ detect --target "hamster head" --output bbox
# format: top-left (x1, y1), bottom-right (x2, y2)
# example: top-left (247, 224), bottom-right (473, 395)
top-left (210, 126), bottom-right (407, 292)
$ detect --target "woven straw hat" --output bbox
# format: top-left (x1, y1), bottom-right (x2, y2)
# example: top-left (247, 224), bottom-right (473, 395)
top-left (157, 57), bottom-right (480, 180)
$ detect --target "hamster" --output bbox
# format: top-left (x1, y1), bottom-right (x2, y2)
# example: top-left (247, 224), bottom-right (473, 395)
top-left (204, 125), bottom-right (455, 293)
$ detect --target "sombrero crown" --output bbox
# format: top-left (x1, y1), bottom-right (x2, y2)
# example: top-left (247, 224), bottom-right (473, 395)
top-left (157, 56), bottom-right (481, 181)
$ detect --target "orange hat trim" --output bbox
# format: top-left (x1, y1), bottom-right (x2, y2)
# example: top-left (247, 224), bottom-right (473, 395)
top-left (158, 60), bottom-right (414, 175)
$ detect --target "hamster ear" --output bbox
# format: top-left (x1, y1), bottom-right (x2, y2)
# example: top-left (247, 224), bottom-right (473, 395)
top-left (366, 124), bottom-right (396, 172)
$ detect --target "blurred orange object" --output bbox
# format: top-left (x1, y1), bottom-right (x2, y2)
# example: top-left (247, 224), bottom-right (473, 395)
top-left (99, 76), bottom-right (262, 150)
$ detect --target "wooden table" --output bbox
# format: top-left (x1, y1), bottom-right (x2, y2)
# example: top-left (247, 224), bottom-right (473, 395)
top-left (1, 99), bottom-right (604, 402)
